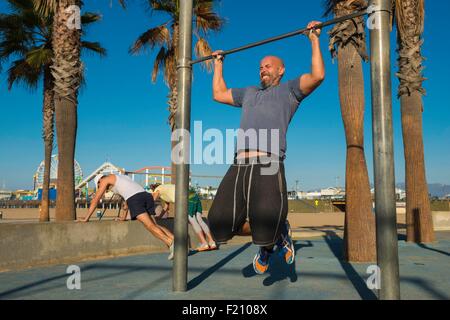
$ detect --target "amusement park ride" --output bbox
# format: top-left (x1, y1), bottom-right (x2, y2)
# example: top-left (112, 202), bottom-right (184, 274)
top-left (32, 155), bottom-right (83, 200)
top-left (31, 156), bottom-right (221, 201)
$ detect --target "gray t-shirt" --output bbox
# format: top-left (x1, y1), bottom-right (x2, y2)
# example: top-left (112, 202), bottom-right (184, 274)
top-left (231, 77), bottom-right (307, 157)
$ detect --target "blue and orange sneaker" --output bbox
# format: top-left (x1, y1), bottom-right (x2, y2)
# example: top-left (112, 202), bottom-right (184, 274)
top-left (253, 247), bottom-right (272, 275)
top-left (276, 220), bottom-right (295, 265)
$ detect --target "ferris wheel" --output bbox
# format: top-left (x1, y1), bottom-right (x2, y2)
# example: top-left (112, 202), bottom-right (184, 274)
top-left (34, 155), bottom-right (83, 190)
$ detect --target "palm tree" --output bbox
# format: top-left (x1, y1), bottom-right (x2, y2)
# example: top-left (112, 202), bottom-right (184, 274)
top-left (394, 0), bottom-right (434, 243)
top-left (130, 0), bottom-right (224, 183)
top-left (27, 0), bottom-right (108, 221)
top-left (1, 0), bottom-right (105, 221)
top-left (326, 0), bottom-right (376, 262)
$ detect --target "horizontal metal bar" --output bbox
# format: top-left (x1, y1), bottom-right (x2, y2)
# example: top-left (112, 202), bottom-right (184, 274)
top-left (191, 10), bottom-right (368, 65)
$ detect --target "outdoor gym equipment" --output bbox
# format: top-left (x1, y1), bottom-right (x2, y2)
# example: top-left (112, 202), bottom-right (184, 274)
top-left (191, 10), bottom-right (368, 65)
top-left (174, 0), bottom-right (400, 300)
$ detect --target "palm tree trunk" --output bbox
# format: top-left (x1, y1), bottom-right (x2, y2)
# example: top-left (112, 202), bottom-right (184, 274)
top-left (39, 65), bottom-right (55, 222)
top-left (395, 0), bottom-right (434, 243)
top-left (169, 81), bottom-right (178, 185)
top-left (401, 92), bottom-right (434, 242)
top-left (52, 0), bottom-right (82, 221)
top-left (328, 0), bottom-right (376, 262)
top-left (169, 81), bottom-right (178, 216)
top-left (337, 45), bottom-right (376, 262)
top-left (170, 23), bottom-right (180, 187)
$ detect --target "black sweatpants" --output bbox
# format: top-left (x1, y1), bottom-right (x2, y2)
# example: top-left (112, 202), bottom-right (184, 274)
top-left (208, 157), bottom-right (288, 246)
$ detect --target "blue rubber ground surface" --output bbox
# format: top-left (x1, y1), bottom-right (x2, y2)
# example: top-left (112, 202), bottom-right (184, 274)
top-left (0, 232), bottom-right (448, 300)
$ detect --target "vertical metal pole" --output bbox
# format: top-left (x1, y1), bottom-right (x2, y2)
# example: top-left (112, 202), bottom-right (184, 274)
top-left (173, 0), bottom-right (193, 292)
top-left (369, 0), bottom-right (401, 300)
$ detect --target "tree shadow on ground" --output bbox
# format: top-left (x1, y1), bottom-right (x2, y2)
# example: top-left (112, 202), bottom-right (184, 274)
top-left (241, 241), bottom-right (313, 286)
top-left (398, 233), bottom-right (449, 257)
top-left (187, 242), bottom-right (252, 291)
top-left (321, 230), bottom-right (378, 300)
top-left (417, 243), bottom-right (449, 257)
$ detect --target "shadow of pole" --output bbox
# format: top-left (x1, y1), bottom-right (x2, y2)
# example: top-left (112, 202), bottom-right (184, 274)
top-left (187, 242), bottom-right (252, 290)
top-left (0, 263), bottom-right (172, 299)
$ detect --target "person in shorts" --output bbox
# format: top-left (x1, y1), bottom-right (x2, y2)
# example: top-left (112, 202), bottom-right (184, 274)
top-left (78, 174), bottom-right (175, 260)
top-left (152, 184), bottom-right (217, 252)
top-left (209, 21), bottom-right (325, 274)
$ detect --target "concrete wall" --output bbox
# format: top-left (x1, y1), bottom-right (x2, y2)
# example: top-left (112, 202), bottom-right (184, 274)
top-left (0, 219), bottom-right (196, 272)
top-left (1, 212), bottom-right (449, 273)
top-left (433, 212), bottom-right (450, 231)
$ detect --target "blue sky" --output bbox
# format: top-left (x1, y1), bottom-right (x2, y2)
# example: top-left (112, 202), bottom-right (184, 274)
top-left (1, 0), bottom-right (449, 191)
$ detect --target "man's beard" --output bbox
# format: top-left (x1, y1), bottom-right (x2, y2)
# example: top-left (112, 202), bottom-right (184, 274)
top-left (260, 74), bottom-right (274, 89)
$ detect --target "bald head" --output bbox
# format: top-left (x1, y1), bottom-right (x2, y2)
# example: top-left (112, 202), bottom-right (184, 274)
top-left (261, 56), bottom-right (285, 68)
top-left (260, 56), bottom-right (285, 88)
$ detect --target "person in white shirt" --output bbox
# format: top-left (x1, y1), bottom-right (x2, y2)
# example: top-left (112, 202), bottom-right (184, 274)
top-left (78, 174), bottom-right (175, 260)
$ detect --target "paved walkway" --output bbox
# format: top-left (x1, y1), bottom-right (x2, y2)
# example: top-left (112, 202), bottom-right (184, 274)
top-left (0, 232), bottom-right (448, 300)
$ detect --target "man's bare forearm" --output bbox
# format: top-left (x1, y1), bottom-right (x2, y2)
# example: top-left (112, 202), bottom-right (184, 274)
top-left (211, 51), bottom-right (234, 105)
top-left (213, 62), bottom-right (228, 99)
top-left (310, 38), bottom-right (325, 81)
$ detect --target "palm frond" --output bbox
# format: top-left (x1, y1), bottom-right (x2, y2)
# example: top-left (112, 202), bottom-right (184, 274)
top-left (163, 47), bottom-right (176, 85)
top-left (133, 0), bottom-right (223, 91)
top-left (129, 23), bottom-right (170, 54)
top-left (148, 0), bottom-right (178, 17)
top-left (195, 11), bottom-right (224, 35)
top-left (324, 0), bottom-right (341, 17)
top-left (151, 46), bottom-right (167, 83)
top-left (81, 12), bottom-right (103, 26)
top-left (0, 13), bottom-right (27, 33)
top-left (81, 41), bottom-right (107, 57)
top-left (6, 0), bottom-right (35, 13)
top-left (25, 46), bottom-right (52, 67)
top-left (326, 0), bottom-right (369, 61)
top-left (7, 58), bottom-right (41, 90)
top-left (0, 39), bottom-right (30, 60)
top-left (32, 0), bottom-right (57, 17)
top-left (194, 0), bottom-right (225, 34)
top-left (2, 0), bottom-right (104, 91)
top-left (194, 37), bottom-right (213, 72)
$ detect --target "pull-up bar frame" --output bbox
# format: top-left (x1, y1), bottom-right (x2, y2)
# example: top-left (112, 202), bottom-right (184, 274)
top-left (191, 9), bottom-right (367, 65)
top-left (174, 0), bottom-right (400, 300)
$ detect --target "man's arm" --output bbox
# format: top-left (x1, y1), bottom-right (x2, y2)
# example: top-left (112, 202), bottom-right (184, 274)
top-left (116, 202), bottom-right (129, 221)
top-left (300, 21), bottom-right (325, 96)
top-left (78, 181), bottom-right (108, 222)
top-left (212, 50), bottom-right (235, 105)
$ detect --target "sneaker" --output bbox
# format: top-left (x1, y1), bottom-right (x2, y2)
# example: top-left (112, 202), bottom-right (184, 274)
top-left (252, 247), bottom-right (272, 275)
top-left (168, 242), bottom-right (174, 260)
top-left (276, 221), bottom-right (295, 265)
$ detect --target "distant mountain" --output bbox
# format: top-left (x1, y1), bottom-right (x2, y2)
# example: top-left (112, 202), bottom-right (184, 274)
top-left (396, 183), bottom-right (450, 198)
